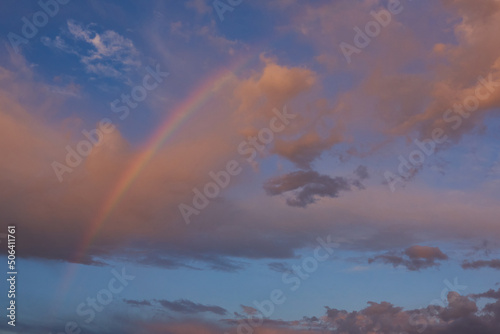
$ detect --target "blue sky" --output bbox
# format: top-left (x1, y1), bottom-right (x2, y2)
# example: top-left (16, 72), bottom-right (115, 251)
top-left (1, 0), bottom-right (500, 333)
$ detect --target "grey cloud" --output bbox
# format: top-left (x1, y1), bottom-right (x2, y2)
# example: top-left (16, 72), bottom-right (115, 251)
top-left (462, 259), bottom-right (500, 270)
top-left (471, 288), bottom-right (500, 300)
top-left (368, 245), bottom-right (448, 271)
top-left (155, 299), bottom-right (227, 316)
top-left (440, 291), bottom-right (478, 321)
top-left (267, 261), bottom-right (293, 273)
top-left (354, 165), bottom-right (369, 180)
top-left (123, 299), bottom-right (152, 307)
top-left (263, 170), bottom-right (352, 207)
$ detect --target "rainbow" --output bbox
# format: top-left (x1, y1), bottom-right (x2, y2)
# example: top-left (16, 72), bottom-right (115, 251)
top-left (54, 54), bottom-right (254, 305)
top-left (78, 54), bottom-right (252, 262)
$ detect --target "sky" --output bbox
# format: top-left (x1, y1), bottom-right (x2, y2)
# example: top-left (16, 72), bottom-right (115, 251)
top-left (0, 0), bottom-right (500, 333)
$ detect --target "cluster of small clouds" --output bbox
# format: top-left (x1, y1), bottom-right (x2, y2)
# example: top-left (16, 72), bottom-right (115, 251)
top-left (33, 286), bottom-right (500, 334)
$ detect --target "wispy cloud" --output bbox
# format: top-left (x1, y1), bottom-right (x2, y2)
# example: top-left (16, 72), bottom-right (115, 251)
top-left (43, 20), bottom-right (141, 81)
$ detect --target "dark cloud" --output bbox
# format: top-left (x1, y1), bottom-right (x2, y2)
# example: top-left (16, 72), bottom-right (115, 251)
top-left (462, 259), bottom-right (500, 270)
top-left (263, 170), bottom-right (352, 207)
top-left (368, 245), bottom-right (448, 271)
top-left (440, 291), bottom-right (478, 321)
top-left (123, 299), bottom-right (152, 307)
top-left (267, 261), bottom-right (293, 273)
top-left (113, 249), bottom-right (245, 273)
top-left (471, 288), bottom-right (500, 300)
top-left (120, 298), bottom-right (229, 317)
top-left (354, 165), bottom-right (369, 180)
top-left (155, 299), bottom-right (227, 316)
top-left (351, 165), bottom-right (370, 189)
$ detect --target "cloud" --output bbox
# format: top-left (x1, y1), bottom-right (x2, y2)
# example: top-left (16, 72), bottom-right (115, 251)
top-left (439, 291), bottom-right (478, 321)
top-left (234, 58), bottom-right (320, 155)
top-left (5, 2), bottom-right (500, 333)
top-left (123, 299), bottom-right (152, 307)
top-left (272, 130), bottom-right (342, 169)
top-left (462, 259), bottom-right (500, 270)
top-left (471, 288), bottom-right (500, 300)
top-left (21, 284), bottom-right (500, 334)
top-left (322, 291), bottom-right (499, 334)
top-left (2, 27), bottom-right (500, 277)
top-left (404, 245), bottom-right (449, 261)
top-left (369, 245), bottom-right (448, 271)
top-left (236, 57), bottom-right (317, 111)
top-left (354, 165), bottom-right (369, 180)
top-left (240, 305), bottom-right (259, 316)
top-left (263, 170), bottom-right (352, 207)
top-left (267, 262), bottom-right (293, 274)
top-left (44, 20), bottom-right (141, 80)
top-left (379, 0), bottom-right (500, 144)
top-left (271, 0), bottom-right (500, 177)
top-left (0, 56), bottom-right (329, 268)
top-left (155, 299), bottom-right (227, 316)
top-left (262, 166), bottom-right (369, 207)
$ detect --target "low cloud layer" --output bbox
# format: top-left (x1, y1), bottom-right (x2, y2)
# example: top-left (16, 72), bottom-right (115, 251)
top-left (29, 287), bottom-right (500, 334)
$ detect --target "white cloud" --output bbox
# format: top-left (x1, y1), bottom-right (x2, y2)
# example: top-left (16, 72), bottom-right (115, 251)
top-left (45, 20), bottom-right (141, 81)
